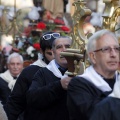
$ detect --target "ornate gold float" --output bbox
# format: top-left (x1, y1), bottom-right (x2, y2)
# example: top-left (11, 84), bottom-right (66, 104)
top-left (61, 0), bottom-right (120, 77)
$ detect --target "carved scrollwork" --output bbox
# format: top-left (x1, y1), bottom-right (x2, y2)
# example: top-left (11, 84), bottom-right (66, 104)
top-left (61, 0), bottom-right (91, 76)
top-left (71, 0), bottom-right (91, 53)
top-left (61, 0), bottom-right (120, 76)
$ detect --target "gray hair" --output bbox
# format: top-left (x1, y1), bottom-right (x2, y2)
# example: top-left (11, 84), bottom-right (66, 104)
top-left (52, 36), bottom-right (72, 49)
top-left (7, 52), bottom-right (24, 64)
top-left (87, 29), bottom-right (118, 54)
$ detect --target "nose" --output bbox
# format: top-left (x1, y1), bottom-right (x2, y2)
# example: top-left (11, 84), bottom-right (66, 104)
top-left (62, 46), bottom-right (67, 51)
top-left (14, 63), bottom-right (19, 68)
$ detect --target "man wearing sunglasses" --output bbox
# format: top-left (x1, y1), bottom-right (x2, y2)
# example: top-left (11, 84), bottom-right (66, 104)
top-left (67, 29), bottom-right (120, 120)
top-left (5, 31), bottom-right (60, 120)
top-left (25, 36), bottom-right (72, 120)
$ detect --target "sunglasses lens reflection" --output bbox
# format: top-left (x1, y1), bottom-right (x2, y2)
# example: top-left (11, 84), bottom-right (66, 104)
top-left (43, 33), bottom-right (60, 40)
top-left (43, 35), bottom-right (51, 40)
top-left (52, 33), bottom-right (60, 38)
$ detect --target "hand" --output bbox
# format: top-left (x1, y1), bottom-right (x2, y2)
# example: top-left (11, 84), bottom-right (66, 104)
top-left (60, 77), bottom-right (72, 90)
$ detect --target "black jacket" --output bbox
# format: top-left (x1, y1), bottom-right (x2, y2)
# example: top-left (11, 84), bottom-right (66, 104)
top-left (0, 77), bottom-right (11, 105)
top-left (90, 97), bottom-right (120, 120)
top-left (67, 77), bottom-right (111, 120)
top-left (5, 65), bottom-right (40, 120)
top-left (26, 67), bottom-right (69, 120)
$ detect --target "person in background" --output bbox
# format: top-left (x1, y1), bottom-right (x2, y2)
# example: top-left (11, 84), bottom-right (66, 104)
top-left (0, 49), bottom-right (7, 73)
top-left (63, 0), bottom-right (68, 12)
top-left (5, 31), bottom-right (60, 120)
top-left (0, 52), bottom-right (23, 105)
top-left (67, 29), bottom-right (120, 120)
top-left (25, 36), bottom-right (72, 120)
top-left (42, 0), bottom-right (64, 17)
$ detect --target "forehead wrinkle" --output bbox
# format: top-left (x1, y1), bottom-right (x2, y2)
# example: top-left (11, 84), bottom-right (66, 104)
top-left (97, 36), bottom-right (118, 49)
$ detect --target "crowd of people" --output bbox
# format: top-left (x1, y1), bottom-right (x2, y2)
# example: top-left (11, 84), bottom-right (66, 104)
top-left (0, 1), bottom-right (120, 120)
top-left (0, 0), bottom-right (72, 73)
top-left (0, 29), bottom-right (120, 120)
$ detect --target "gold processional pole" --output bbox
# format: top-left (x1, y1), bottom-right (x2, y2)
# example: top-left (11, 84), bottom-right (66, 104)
top-left (61, 0), bottom-right (119, 77)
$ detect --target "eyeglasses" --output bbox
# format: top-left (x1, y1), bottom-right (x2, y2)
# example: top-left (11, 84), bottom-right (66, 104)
top-left (93, 46), bottom-right (120, 53)
top-left (42, 33), bottom-right (60, 40)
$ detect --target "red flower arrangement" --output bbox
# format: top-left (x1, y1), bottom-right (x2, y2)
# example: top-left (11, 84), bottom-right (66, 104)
top-left (54, 18), bottom-right (65, 25)
top-left (61, 26), bottom-right (70, 32)
top-left (37, 22), bottom-right (46, 30)
top-left (35, 15), bottom-right (71, 34)
top-left (33, 43), bottom-right (40, 50)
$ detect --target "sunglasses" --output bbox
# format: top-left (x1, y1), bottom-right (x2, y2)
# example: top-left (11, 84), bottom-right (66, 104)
top-left (42, 33), bottom-right (60, 40)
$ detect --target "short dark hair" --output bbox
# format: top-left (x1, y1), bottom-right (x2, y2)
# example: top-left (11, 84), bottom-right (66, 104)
top-left (40, 31), bottom-right (57, 52)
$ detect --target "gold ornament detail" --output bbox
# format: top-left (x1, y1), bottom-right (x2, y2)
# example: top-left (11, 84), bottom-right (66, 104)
top-left (102, 0), bottom-right (120, 32)
top-left (61, 0), bottom-right (120, 76)
top-left (61, 0), bottom-right (91, 76)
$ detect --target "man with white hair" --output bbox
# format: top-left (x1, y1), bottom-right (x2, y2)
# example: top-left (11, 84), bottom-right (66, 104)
top-left (5, 31), bottom-right (58, 120)
top-left (67, 29), bottom-right (120, 120)
top-left (0, 52), bottom-right (23, 105)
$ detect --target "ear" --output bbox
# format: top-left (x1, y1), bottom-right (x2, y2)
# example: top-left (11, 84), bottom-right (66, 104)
top-left (52, 48), bottom-right (55, 54)
top-left (89, 52), bottom-right (97, 64)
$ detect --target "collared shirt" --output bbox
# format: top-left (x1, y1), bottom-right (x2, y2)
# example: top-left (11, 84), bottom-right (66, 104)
top-left (98, 73), bottom-right (116, 89)
top-left (55, 61), bottom-right (67, 75)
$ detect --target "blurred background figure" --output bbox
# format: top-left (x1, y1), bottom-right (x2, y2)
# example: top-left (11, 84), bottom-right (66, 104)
top-left (0, 52), bottom-right (23, 105)
top-left (0, 48), bottom-right (8, 73)
top-left (42, 0), bottom-right (64, 18)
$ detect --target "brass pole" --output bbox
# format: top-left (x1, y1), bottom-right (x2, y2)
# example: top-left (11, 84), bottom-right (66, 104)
top-left (12, 0), bottom-right (16, 46)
